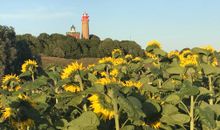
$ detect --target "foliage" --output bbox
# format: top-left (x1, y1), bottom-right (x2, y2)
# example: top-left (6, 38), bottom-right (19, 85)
top-left (1, 35), bottom-right (220, 130)
top-left (16, 33), bottom-right (144, 59)
top-left (0, 25), bottom-right (17, 76)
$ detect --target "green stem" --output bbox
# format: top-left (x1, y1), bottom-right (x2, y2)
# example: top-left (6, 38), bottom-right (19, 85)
top-left (75, 106), bottom-right (83, 113)
top-left (113, 100), bottom-right (120, 130)
top-left (109, 90), bottom-right (120, 130)
top-left (121, 118), bottom-right (129, 129)
top-left (158, 78), bottom-right (162, 88)
top-left (31, 72), bottom-right (35, 82)
top-left (76, 74), bottom-right (87, 111)
top-left (180, 101), bottom-right (190, 115)
top-left (106, 65), bottom-right (110, 78)
top-left (190, 96), bottom-right (194, 130)
top-left (208, 75), bottom-right (214, 105)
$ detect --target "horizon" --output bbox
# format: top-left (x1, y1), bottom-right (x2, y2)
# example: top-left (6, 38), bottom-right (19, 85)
top-left (1, 0), bottom-right (220, 51)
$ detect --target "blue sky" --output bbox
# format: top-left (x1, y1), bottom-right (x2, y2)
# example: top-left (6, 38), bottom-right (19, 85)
top-left (1, 0), bottom-right (220, 51)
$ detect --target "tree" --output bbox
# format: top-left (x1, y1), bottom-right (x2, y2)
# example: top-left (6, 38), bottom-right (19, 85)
top-left (16, 32), bottom-right (144, 60)
top-left (0, 25), bottom-right (17, 76)
top-left (119, 40), bottom-right (144, 57)
top-left (99, 38), bottom-right (120, 57)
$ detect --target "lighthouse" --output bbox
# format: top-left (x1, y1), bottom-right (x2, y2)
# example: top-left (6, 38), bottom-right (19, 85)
top-left (81, 12), bottom-right (89, 39)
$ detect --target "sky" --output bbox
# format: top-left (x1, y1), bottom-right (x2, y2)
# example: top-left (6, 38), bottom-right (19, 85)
top-left (0, 0), bottom-right (220, 51)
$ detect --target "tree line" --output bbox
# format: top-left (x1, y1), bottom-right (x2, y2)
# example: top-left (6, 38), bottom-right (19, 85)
top-left (0, 25), bottom-right (144, 76)
top-left (16, 33), bottom-right (144, 59)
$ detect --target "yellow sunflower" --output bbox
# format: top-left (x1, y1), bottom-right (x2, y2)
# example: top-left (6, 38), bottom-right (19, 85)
top-left (18, 94), bottom-right (36, 108)
top-left (61, 62), bottom-right (84, 79)
top-left (132, 57), bottom-right (141, 62)
top-left (167, 50), bottom-right (179, 59)
top-left (100, 71), bottom-right (108, 77)
top-left (93, 71), bottom-right (98, 76)
top-left (180, 49), bottom-right (192, 57)
top-left (98, 57), bottom-right (113, 64)
top-left (87, 64), bottom-right (95, 69)
top-left (98, 57), bottom-right (126, 66)
top-left (112, 49), bottom-right (122, 57)
top-left (125, 54), bottom-right (133, 59)
top-left (96, 77), bottom-right (118, 86)
top-left (212, 57), bottom-right (218, 67)
top-left (21, 59), bottom-right (38, 73)
top-left (121, 81), bottom-right (143, 89)
top-left (63, 84), bottom-right (81, 92)
top-left (110, 68), bottom-right (119, 77)
top-left (147, 40), bottom-right (161, 49)
top-left (145, 52), bottom-right (158, 60)
top-left (2, 74), bottom-right (20, 84)
top-left (179, 53), bottom-right (198, 67)
top-left (132, 57), bottom-right (142, 62)
top-left (150, 121), bottom-right (161, 129)
top-left (100, 69), bottom-right (118, 78)
top-left (18, 94), bottom-right (29, 100)
top-left (1, 107), bottom-right (12, 120)
top-left (142, 120), bottom-right (161, 129)
top-left (12, 118), bottom-right (35, 130)
top-left (201, 45), bottom-right (215, 53)
top-left (1, 74), bottom-right (21, 91)
top-left (88, 94), bottom-right (114, 120)
top-left (113, 58), bottom-right (126, 65)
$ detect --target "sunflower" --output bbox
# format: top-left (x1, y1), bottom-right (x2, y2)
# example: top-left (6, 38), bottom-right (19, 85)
top-left (212, 57), bottom-right (218, 67)
top-left (121, 81), bottom-right (143, 89)
top-left (1, 107), bottom-right (12, 120)
top-left (18, 94), bottom-right (29, 100)
top-left (201, 45), bottom-right (215, 53)
top-left (93, 71), bottom-right (98, 76)
top-left (63, 84), bottom-right (81, 92)
top-left (179, 49), bottom-right (192, 57)
top-left (96, 77), bottom-right (118, 86)
top-left (1, 74), bottom-right (21, 91)
top-left (150, 121), bottom-right (161, 129)
top-left (100, 71), bottom-right (108, 77)
top-left (178, 49), bottom-right (198, 67)
top-left (113, 58), bottom-right (126, 65)
top-left (147, 40), bottom-right (161, 49)
top-left (112, 49), bottom-right (122, 58)
top-left (2, 74), bottom-right (20, 84)
top-left (21, 59), bottom-right (38, 73)
top-left (87, 64), bottom-right (95, 69)
top-left (142, 120), bottom-right (161, 129)
top-left (98, 57), bottom-right (126, 66)
top-left (125, 54), bottom-right (133, 59)
top-left (88, 94), bottom-right (114, 120)
top-left (98, 57), bottom-right (113, 64)
top-left (179, 53), bottom-right (198, 67)
top-left (12, 118), bottom-right (35, 130)
top-left (132, 57), bottom-right (142, 62)
top-left (100, 69), bottom-right (118, 78)
top-left (18, 94), bottom-right (36, 108)
top-left (110, 69), bottom-right (118, 77)
top-left (61, 62), bottom-right (84, 79)
top-left (167, 50), bottom-right (179, 59)
top-left (145, 52), bottom-right (158, 60)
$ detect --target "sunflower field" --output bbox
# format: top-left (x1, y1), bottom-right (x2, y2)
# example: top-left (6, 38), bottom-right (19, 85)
top-left (1, 41), bottom-right (220, 130)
